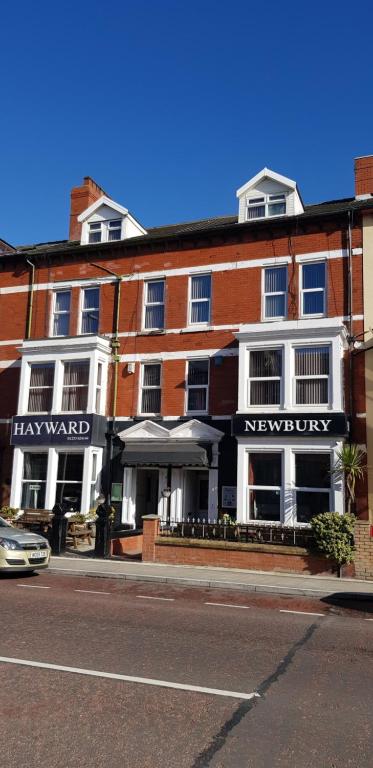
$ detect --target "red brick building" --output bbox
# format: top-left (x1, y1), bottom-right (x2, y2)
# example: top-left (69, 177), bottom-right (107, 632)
top-left (0, 161), bottom-right (370, 530)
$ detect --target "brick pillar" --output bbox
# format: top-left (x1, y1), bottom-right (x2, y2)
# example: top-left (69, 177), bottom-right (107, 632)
top-left (142, 515), bottom-right (160, 562)
top-left (354, 521), bottom-right (373, 579)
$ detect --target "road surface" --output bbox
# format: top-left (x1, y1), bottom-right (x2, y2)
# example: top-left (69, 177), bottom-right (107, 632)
top-left (1, 571), bottom-right (372, 767)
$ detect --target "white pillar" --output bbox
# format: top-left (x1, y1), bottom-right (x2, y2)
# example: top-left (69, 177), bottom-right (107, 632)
top-left (208, 469), bottom-right (218, 522)
top-left (158, 467), bottom-right (168, 518)
top-left (10, 448), bottom-right (24, 509)
top-left (236, 441), bottom-right (247, 523)
top-left (171, 468), bottom-right (183, 522)
top-left (80, 447), bottom-right (92, 514)
top-left (122, 467), bottom-right (136, 527)
top-left (45, 447), bottom-right (58, 510)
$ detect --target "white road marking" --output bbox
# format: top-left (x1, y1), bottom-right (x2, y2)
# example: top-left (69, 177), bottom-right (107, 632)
top-left (74, 590), bottom-right (111, 595)
top-left (0, 656), bottom-right (260, 701)
top-left (137, 595), bottom-right (175, 601)
top-left (279, 609), bottom-right (325, 617)
top-left (365, 618), bottom-right (373, 621)
top-left (17, 584), bottom-right (50, 589)
top-left (205, 602), bottom-right (250, 610)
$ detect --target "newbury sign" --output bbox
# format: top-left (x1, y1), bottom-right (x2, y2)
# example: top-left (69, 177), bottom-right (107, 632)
top-left (232, 412), bottom-right (348, 437)
top-left (11, 414), bottom-right (107, 446)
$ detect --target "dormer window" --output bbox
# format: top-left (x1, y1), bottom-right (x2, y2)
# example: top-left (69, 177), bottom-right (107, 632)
top-left (89, 222), bottom-right (102, 243)
top-left (246, 193), bottom-right (286, 221)
top-left (108, 219), bottom-right (122, 241)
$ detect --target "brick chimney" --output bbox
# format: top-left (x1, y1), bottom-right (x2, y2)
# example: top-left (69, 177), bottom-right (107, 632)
top-left (69, 176), bottom-right (108, 241)
top-left (354, 156), bottom-right (373, 198)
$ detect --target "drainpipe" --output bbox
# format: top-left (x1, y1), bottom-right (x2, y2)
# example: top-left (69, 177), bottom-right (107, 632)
top-left (347, 210), bottom-right (354, 443)
top-left (90, 263), bottom-right (123, 506)
top-left (25, 259), bottom-right (35, 339)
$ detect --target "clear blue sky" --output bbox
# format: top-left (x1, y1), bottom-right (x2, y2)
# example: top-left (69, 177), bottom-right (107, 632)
top-left (1, 0), bottom-right (372, 245)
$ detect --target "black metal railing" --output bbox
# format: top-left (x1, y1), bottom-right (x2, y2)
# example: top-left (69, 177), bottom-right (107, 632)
top-left (159, 519), bottom-right (315, 548)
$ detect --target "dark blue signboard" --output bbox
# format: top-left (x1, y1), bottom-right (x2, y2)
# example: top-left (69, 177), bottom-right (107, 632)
top-left (11, 414), bottom-right (107, 446)
top-left (232, 412), bottom-right (348, 438)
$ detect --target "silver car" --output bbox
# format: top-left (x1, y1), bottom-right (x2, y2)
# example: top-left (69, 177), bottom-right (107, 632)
top-left (0, 516), bottom-right (50, 573)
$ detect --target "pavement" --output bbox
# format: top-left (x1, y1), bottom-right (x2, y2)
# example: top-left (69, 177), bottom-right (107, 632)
top-left (1, 571), bottom-right (372, 768)
top-left (49, 554), bottom-right (373, 599)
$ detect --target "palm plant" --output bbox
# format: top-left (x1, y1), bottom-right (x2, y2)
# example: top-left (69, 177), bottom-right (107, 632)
top-left (333, 444), bottom-right (366, 514)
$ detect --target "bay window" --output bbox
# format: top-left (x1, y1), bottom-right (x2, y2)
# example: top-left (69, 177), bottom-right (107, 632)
top-left (186, 359), bottom-right (209, 413)
top-left (301, 262), bottom-right (326, 316)
top-left (295, 346), bottom-right (330, 405)
top-left (295, 453), bottom-right (331, 523)
top-left (21, 453), bottom-right (48, 510)
top-left (144, 280), bottom-right (165, 330)
top-left (189, 274), bottom-right (211, 325)
top-left (62, 361), bottom-right (89, 411)
top-left (28, 363), bottom-right (54, 412)
top-left (141, 363), bottom-right (161, 414)
top-left (55, 453), bottom-right (84, 512)
top-left (249, 349), bottom-right (282, 406)
top-left (248, 452), bottom-right (282, 521)
top-left (263, 266), bottom-right (287, 319)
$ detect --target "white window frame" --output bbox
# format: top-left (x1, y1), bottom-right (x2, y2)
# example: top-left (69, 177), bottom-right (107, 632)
top-left (236, 439), bottom-right (343, 526)
top-left (88, 219), bottom-right (123, 244)
top-left (185, 358), bottom-right (209, 415)
top-left (139, 362), bottom-right (162, 416)
top-left (247, 347), bottom-right (283, 409)
top-left (60, 359), bottom-right (90, 414)
top-left (262, 265), bottom-right (287, 321)
top-left (142, 279), bottom-right (165, 331)
top-left (11, 445), bottom-right (103, 514)
top-left (188, 273), bottom-right (211, 327)
top-left (79, 286), bottom-right (100, 335)
top-left (246, 193), bottom-right (287, 221)
top-left (300, 261), bottom-right (326, 318)
top-left (293, 450), bottom-right (332, 524)
top-left (51, 289), bottom-right (71, 337)
top-left (293, 343), bottom-right (331, 407)
top-left (247, 449), bottom-right (283, 523)
top-left (27, 362), bottom-right (55, 414)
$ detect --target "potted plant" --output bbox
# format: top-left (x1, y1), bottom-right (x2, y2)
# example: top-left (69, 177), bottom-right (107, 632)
top-left (0, 506), bottom-right (19, 522)
top-left (332, 444), bottom-right (366, 515)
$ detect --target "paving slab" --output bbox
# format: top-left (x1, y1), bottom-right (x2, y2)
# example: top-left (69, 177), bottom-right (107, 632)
top-left (49, 556), bottom-right (373, 598)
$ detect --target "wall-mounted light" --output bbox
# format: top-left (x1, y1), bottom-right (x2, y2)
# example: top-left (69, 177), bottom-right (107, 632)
top-left (214, 356), bottom-right (223, 367)
top-left (127, 362), bottom-right (135, 374)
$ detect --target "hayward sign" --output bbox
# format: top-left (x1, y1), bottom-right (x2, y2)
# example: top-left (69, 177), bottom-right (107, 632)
top-left (232, 412), bottom-right (348, 437)
top-left (11, 414), bottom-right (107, 446)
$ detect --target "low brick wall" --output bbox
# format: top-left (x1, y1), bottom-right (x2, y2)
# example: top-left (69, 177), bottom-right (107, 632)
top-left (354, 521), bottom-right (373, 579)
top-left (110, 533), bottom-right (143, 557)
top-left (153, 537), bottom-right (334, 575)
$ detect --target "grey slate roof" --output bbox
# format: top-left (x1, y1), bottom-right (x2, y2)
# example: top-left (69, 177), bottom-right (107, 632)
top-left (12, 195), bottom-right (373, 259)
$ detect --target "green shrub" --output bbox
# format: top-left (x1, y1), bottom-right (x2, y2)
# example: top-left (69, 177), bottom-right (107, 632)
top-left (0, 506), bottom-right (19, 520)
top-left (311, 512), bottom-right (355, 568)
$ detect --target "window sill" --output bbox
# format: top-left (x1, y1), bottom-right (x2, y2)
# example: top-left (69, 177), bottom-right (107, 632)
top-left (137, 330), bottom-right (166, 336)
top-left (181, 325), bottom-right (212, 334)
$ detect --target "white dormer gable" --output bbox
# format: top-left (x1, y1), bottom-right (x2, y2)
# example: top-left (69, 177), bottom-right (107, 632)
top-left (236, 168), bottom-right (304, 224)
top-left (78, 195), bottom-right (147, 245)
top-left (117, 420), bottom-right (169, 441)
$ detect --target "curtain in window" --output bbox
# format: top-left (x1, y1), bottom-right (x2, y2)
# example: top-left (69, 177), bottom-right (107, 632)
top-left (187, 389), bottom-right (207, 411)
top-left (265, 295), bottom-right (286, 318)
top-left (55, 292), bottom-right (71, 312)
top-left (142, 388), bottom-right (161, 413)
top-left (295, 347), bottom-right (329, 404)
top-left (190, 275), bottom-right (211, 324)
top-left (247, 205), bottom-right (265, 219)
top-left (82, 288), bottom-right (99, 334)
top-left (21, 453), bottom-right (48, 509)
top-left (143, 365), bottom-right (160, 387)
top-left (191, 275), bottom-right (210, 300)
top-left (28, 364), bottom-right (54, 412)
top-left (302, 263), bottom-right (325, 289)
top-left (265, 267), bottom-right (286, 293)
top-left (250, 350), bottom-right (282, 377)
top-left (147, 282), bottom-right (164, 303)
top-left (62, 362), bottom-right (89, 411)
top-left (188, 361), bottom-right (208, 385)
top-left (145, 306), bottom-right (164, 329)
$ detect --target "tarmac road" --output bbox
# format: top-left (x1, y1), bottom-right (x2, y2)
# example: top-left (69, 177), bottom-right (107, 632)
top-left (0, 571), bottom-right (372, 768)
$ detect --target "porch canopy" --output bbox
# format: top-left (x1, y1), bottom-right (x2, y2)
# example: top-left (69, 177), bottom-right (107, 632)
top-left (121, 442), bottom-right (208, 467)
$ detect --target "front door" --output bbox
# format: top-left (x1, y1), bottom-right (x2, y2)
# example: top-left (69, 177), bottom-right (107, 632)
top-left (135, 469), bottom-right (159, 527)
top-left (183, 470), bottom-right (209, 521)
